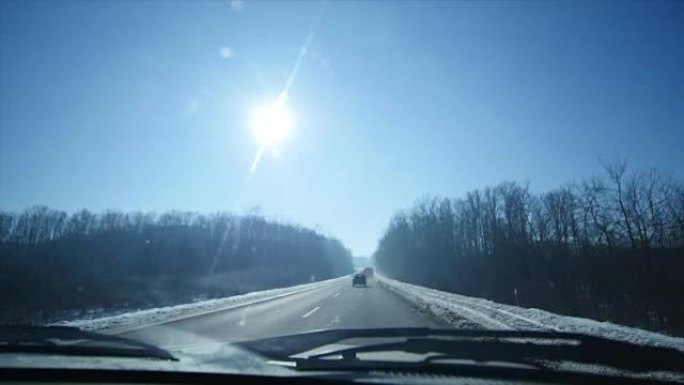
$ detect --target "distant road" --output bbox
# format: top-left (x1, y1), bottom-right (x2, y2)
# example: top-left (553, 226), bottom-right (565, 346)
top-left (120, 277), bottom-right (448, 348)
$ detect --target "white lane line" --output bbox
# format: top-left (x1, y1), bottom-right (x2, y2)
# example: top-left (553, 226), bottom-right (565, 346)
top-left (302, 306), bottom-right (321, 319)
top-left (327, 315), bottom-right (340, 326)
top-left (238, 308), bottom-right (248, 326)
top-left (333, 292), bottom-right (341, 298)
top-left (107, 278), bottom-right (344, 335)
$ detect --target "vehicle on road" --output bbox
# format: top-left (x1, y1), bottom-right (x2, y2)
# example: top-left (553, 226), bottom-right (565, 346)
top-left (2, 326), bottom-right (683, 385)
top-left (3, 1), bottom-right (682, 385)
top-left (352, 273), bottom-right (367, 287)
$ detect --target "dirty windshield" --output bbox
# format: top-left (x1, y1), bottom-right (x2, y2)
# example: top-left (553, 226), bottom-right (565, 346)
top-left (1, 0), bottom-right (683, 376)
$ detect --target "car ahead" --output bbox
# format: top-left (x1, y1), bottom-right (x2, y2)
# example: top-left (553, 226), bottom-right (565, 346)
top-left (352, 273), bottom-right (367, 287)
top-left (1, 326), bottom-right (683, 385)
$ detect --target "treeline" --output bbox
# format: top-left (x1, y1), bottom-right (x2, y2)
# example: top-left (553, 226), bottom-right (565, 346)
top-left (0, 208), bottom-right (353, 324)
top-left (374, 162), bottom-right (684, 335)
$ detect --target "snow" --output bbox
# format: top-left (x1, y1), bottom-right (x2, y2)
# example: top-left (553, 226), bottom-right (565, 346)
top-left (379, 275), bottom-right (684, 352)
top-left (53, 273), bottom-right (684, 353)
top-left (54, 277), bottom-right (346, 334)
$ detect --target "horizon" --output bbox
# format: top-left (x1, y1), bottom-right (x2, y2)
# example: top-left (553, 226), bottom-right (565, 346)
top-left (2, 0), bottom-right (684, 255)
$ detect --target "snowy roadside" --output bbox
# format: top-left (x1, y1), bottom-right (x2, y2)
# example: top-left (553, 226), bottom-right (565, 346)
top-left (379, 275), bottom-right (684, 352)
top-left (54, 277), bottom-right (346, 335)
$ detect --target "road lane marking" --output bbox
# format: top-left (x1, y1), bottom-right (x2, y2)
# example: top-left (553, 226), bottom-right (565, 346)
top-left (302, 306), bottom-right (321, 319)
top-left (110, 277), bottom-right (346, 335)
top-left (326, 315), bottom-right (340, 326)
top-left (238, 307), bottom-right (248, 326)
top-left (333, 292), bottom-right (341, 298)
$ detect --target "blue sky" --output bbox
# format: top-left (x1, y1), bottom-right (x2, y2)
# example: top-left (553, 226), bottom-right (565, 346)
top-left (1, 0), bottom-right (683, 255)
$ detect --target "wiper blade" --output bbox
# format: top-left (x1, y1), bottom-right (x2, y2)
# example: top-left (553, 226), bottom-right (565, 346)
top-left (293, 360), bottom-right (679, 385)
top-left (237, 328), bottom-right (684, 372)
top-left (0, 325), bottom-right (176, 361)
top-left (303, 336), bottom-right (684, 372)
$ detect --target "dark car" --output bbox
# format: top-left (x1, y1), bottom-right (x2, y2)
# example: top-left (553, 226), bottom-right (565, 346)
top-left (352, 273), bottom-right (367, 287)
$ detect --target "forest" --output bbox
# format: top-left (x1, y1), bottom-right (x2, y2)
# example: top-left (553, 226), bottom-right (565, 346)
top-left (374, 162), bottom-right (684, 335)
top-left (0, 209), bottom-right (353, 324)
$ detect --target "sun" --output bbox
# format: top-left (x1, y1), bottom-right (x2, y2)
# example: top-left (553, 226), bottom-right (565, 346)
top-left (250, 99), bottom-right (294, 148)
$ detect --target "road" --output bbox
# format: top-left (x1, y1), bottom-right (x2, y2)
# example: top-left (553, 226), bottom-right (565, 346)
top-left (121, 277), bottom-right (449, 348)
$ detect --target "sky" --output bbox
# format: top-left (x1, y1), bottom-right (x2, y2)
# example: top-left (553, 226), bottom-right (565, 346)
top-left (1, 0), bottom-right (683, 255)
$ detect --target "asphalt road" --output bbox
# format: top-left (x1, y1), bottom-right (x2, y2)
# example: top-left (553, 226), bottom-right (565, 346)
top-left (121, 277), bottom-right (448, 348)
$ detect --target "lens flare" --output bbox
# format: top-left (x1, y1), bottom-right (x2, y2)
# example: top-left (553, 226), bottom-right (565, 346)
top-left (250, 99), bottom-right (293, 148)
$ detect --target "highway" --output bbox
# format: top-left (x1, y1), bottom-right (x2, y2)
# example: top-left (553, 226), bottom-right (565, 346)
top-left (121, 277), bottom-right (449, 348)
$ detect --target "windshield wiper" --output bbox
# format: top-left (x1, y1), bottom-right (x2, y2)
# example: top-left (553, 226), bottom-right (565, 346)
top-left (0, 325), bottom-right (176, 361)
top-left (301, 335), bottom-right (684, 372)
top-left (237, 328), bottom-right (684, 373)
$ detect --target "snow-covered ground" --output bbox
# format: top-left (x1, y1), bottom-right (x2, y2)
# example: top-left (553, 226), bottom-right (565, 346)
top-left (54, 277), bottom-right (345, 334)
top-left (379, 275), bottom-right (684, 352)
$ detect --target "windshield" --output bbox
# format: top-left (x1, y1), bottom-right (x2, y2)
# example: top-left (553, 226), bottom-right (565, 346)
top-left (1, 0), bottom-right (683, 380)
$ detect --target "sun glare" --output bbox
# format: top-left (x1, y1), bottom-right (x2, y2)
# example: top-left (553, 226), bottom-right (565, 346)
top-left (250, 99), bottom-right (294, 148)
